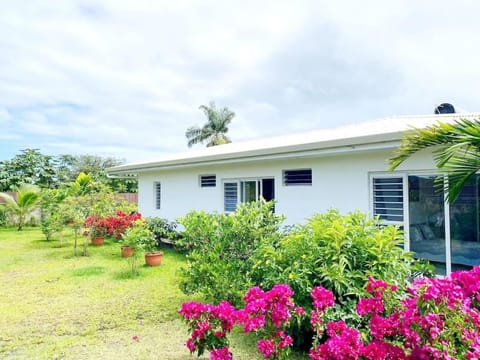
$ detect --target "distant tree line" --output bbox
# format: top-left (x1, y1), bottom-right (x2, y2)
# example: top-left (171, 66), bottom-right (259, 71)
top-left (0, 149), bottom-right (137, 192)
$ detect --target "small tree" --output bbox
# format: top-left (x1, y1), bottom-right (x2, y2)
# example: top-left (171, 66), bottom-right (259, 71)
top-left (0, 184), bottom-right (41, 230)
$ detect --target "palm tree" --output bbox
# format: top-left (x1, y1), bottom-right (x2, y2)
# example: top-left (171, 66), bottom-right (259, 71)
top-left (389, 118), bottom-right (480, 203)
top-left (0, 184), bottom-right (41, 231)
top-left (186, 102), bottom-right (235, 147)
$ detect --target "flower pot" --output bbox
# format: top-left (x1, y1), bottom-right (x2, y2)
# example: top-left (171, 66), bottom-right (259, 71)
top-left (91, 237), bottom-right (105, 246)
top-left (121, 246), bottom-right (134, 257)
top-left (145, 251), bottom-right (163, 266)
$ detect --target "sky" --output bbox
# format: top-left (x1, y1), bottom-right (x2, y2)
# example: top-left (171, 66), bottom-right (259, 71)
top-left (1, 1), bottom-right (479, 164)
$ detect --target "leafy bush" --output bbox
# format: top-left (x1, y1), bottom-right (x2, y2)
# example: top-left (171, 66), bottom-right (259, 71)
top-left (146, 217), bottom-right (180, 245)
top-left (249, 209), bottom-right (428, 345)
top-left (178, 200), bottom-right (284, 306)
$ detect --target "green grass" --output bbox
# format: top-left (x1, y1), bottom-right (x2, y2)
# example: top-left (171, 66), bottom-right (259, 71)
top-left (0, 227), bottom-right (307, 359)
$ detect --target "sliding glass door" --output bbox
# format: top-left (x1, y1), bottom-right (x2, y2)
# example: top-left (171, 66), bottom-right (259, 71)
top-left (373, 173), bottom-right (480, 275)
top-left (450, 175), bottom-right (480, 272)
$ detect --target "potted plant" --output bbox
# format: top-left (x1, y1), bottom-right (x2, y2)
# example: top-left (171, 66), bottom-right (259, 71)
top-left (121, 220), bottom-right (163, 273)
top-left (84, 214), bottom-right (108, 246)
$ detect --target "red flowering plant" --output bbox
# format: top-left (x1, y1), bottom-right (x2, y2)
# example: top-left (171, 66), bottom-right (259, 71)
top-left (178, 300), bottom-right (239, 360)
top-left (105, 210), bottom-right (142, 240)
top-left (83, 214), bottom-right (109, 238)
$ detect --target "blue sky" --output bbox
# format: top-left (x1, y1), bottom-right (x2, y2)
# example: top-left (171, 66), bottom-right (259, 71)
top-left (1, 1), bottom-right (479, 163)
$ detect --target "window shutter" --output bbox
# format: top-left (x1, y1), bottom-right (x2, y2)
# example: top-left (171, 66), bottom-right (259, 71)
top-left (154, 182), bottom-right (161, 210)
top-left (283, 169), bottom-right (312, 185)
top-left (372, 177), bottom-right (404, 222)
top-left (200, 175), bottom-right (216, 187)
top-left (224, 182), bottom-right (238, 212)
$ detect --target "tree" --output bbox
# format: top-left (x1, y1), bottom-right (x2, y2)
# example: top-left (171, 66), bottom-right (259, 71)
top-left (186, 102), bottom-right (235, 147)
top-left (0, 184), bottom-right (41, 231)
top-left (389, 118), bottom-right (480, 203)
top-left (0, 149), bottom-right (57, 191)
top-left (56, 154), bottom-right (137, 192)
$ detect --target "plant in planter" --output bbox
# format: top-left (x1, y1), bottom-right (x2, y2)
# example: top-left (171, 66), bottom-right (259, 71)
top-left (84, 214), bottom-right (108, 245)
top-left (121, 220), bottom-right (163, 273)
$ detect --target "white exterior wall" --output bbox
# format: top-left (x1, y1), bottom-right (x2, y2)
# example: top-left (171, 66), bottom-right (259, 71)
top-left (137, 149), bottom-right (436, 224)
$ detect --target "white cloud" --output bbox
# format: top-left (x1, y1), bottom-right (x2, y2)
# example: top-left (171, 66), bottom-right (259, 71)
top-left (1, 0), bottom-right (480, 162)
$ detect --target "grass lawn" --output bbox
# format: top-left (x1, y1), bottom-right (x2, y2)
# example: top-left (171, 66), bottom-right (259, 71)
top-left (0, 227), bottom-right (307, 359)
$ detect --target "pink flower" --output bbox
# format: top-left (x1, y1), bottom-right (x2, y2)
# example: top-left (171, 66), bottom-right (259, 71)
top-left (186, 338), bottom-right (196, 352)
top-left (243, 315), bottom-right (266, 332)
top-left (295, 306), bottom-right (305, 315)
top-left (131, 335), bottom-right (140, 342)
top-left (311, 286), bottom-right (335, 312)
top-left (210, 347), bottom-right (232, 360)
top-left (257, 339), bottom-right (276, 358)
top-left (356, 297), bottom-right (384, 316)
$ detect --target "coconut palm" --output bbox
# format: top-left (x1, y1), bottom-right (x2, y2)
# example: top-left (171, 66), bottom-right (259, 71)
top-left (0, 184), bottom-right (41, 231)
top-left (389, 118), bottom-right (480, 203)
top-left (186, 102), bottom-right (235, 147)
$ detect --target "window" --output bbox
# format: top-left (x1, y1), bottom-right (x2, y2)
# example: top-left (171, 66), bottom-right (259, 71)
top-left (200, 175), bottom-right (216, 187)
top-left (372, 176), bottom-right (404, 224)
top-left (223, 178), bottom-right (275, 212)
top-left (154, 181), bottom-right (161, 210)
top-left (283, 169), bottom-right (312, 186)
top-left (224, 182), bottom-right (238, 212)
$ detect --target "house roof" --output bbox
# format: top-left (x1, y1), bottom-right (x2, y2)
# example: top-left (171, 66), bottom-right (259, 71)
top-left (107, 113), bottom-right (480, 174)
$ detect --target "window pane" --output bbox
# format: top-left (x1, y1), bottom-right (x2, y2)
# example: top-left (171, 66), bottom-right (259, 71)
top-left (450, 174), bottom-right (480, 271)
top-left (409, 175), bottom-right (446, 275)
top-left (241, 181), bottom-right (257, 203)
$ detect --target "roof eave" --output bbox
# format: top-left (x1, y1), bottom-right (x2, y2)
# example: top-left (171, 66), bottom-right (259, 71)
top-left (107, 132), bottom-right (402, 174)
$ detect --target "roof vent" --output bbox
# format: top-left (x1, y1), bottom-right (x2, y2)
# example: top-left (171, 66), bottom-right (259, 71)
top-left (434, 103), bottom-right (455, 114)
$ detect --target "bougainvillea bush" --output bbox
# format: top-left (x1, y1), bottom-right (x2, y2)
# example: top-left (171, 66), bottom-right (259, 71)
top-left (180, 267), bottom-right (480, 359)
top-left (179, 284), bottom-right (303, 360)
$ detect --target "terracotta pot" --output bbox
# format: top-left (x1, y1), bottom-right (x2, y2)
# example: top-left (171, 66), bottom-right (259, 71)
top-left (91, 237), bottom-right (105, 246)
top-left (121, 246), bottom-right (134, 257)
top-left (145, 251), bottom-right (163, 266)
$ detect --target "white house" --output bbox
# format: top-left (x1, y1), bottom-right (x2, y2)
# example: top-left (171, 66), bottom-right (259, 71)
top-left (108, 113), bottom-right (480, 275)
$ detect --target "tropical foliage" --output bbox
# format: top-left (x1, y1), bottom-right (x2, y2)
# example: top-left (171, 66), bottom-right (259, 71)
top-left (0, 184), bottom-right (41, 230)
top-left (0, 149), bottom-right (137, 192)
top-left (389, 118), bottom-right (480, 203)
top-left (178, 201), bottom-right (284, 306)
top-left (185, 102), bottom-right (235, 147)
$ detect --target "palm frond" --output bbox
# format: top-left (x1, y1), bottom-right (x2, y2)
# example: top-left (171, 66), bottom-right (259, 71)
top-left (389, 118), bottom-right (480, 203)
top-left (0, 192), bottom-right (18, 209)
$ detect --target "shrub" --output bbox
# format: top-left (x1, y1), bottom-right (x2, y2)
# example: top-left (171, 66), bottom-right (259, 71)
top-left (178, 200), bottom-right (284, 306)
top-left (146, 217), bottom-right (180, 245)
top-left (105, 210), bottom-right (142, 239)
top-left (249, 210), bottom-right (427, 344)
